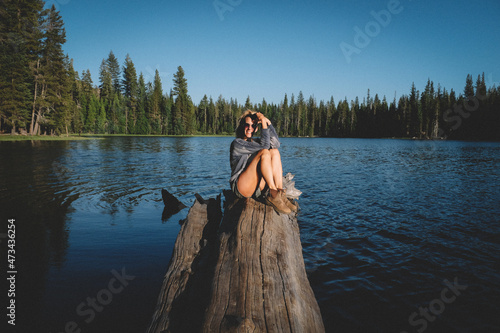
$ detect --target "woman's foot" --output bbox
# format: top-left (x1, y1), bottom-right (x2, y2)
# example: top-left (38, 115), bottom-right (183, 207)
top-left (279, 189), bottom-right (298, 212)
top-left (265, 189), bottom-right (292, 214)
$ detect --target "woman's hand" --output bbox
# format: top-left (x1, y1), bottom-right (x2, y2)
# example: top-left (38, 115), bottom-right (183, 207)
top-left (255, 112), bottom-right (271, 128)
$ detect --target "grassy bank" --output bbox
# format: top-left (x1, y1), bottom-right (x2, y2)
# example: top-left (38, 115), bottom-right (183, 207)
top-left (81, 133), bottom-right (238, 139)
top-left (0, 134), bottom-right (98, 141)
top-left (0, 133), bottom-right (234, 141)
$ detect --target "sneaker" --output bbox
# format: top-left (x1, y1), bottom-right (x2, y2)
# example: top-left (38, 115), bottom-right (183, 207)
top-left (265, 189), bottom-right (292, 214)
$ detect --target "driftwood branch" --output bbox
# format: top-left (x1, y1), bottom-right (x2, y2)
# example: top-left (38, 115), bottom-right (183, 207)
top-left (148, 178), bottom-right (324, 332)
top-left (161, 189), bottom-right (187, 221)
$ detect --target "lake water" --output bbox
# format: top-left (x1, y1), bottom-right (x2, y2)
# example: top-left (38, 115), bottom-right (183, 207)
top-left (1, 137), bottom-right (499, 333)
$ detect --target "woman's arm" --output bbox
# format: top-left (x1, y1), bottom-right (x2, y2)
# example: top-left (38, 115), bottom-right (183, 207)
top-left (232, 127), bottom-right (271, 155)
top-left (255, 112), bottom-right (271, 129)
top-left (255, 112), bottom-right (280, 149)
top-left (268, 124), bottom-right (280, 149)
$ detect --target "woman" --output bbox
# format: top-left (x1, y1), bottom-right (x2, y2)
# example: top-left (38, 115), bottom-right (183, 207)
top-left (229, 110), bottom-right (296, 214)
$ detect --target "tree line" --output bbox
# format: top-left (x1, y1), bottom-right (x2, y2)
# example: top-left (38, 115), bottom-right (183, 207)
top-left (1, 1), bottom-right (499, 140)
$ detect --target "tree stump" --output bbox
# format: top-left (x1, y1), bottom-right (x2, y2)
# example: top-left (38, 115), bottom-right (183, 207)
top-left (148, 184), bottom-right (324, 333)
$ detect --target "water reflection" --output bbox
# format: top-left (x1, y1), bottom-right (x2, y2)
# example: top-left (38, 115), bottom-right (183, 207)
top-left (0, 140), bottom-right (78, 329)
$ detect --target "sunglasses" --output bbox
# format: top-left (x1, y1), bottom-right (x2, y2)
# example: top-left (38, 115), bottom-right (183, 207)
top-left (245, 123), bottom-right (256, 129)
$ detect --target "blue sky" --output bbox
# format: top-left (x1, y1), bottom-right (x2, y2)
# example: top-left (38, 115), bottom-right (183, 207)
top-left (49, 0), bottom-right (500, 105)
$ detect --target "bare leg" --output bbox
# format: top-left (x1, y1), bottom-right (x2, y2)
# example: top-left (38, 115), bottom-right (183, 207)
top-left (270, 149), bottom-right (283, 189)
top-left (237, 149), bottom-right (277, 198)
top-left (237, 149), bottom-right (292, 214)
top-left (269, 149), bottom-right (296, 212)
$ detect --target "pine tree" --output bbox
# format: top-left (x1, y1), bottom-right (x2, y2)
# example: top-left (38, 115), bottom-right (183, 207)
top-left (432, 87), bottom-right (440, 139)
top-left (81, 69), bottom-right (93, 95)
top-left (409, 82), bottom-right (421, 138)
top-left (289, 94), bottom-right (296, 136)
top-left (318, 100), bottom-right (326, 137)
top-left (337, 98), bottom-right (349, 137)
top-left (464, 74), bottom-right (475, 98)
top-left (350, 98), bottom-right (358, 136)
top-left (282, 94), bottom-right (289, 136)
top-left (421, 79), bottom-right (435, 138)
top-left (121, 55), bottom-right (137, 133)
top-left (326, 96), bottom-right (335, 136)
top-left (470, 73), bottom-right (488, 139)
top-left (208, 96), bottom-right (216, 134)
top-left (197, 95), bottom-right (209, 133)
top-left (107, 94), bottom-right (120, 133)
top-left (366, 89), bottom-right (372, 111)
top-left (223, 97), bottom-right (233, 133)
top-left (70, 63), bottom-right (83, 126)
top-left (379, 96), bottom-right (389, 137)
top-left (477, 73), bottom-right (486, 99)
top-left (216, 95), bottom-right (230, 134)
top-left (244, 96), bottom-right (252, 110)
top-left (388, 96), bottom-right (398, 138)
top-left (307, 95), bottom-right (316, 137)
top-left (62, 56), bottom-right (78, 135)
top-left (99, 59), bottom-right (112, 101)
top-left (0, 0), bottom-right (44, 133)
top-left (97, 103), bottom-right (107, 133)
top-left (107, 50), bottom-right (121, 95)
top-left (135, 73), bottom-right (150, 134)
top-left (187, 95), bottom-right (196, 134)
top-left (122, 55), bottom-right (137, 99)
top-left (230, 98), bottom-right (239, 133)
top-left (27, 1), bottom-right (45, 135)
top-left (172, 66), bottom-right (189, 135)
top-left (36, 4), bottom-right (70, 135)
top-left (296, 91), bottom-right (305, 136)
top-left (85, 94), bottom-right (98, 132)
top-left (164, 91), bottom-right (174, 135)
top-left (150, 69), bottom-right (163, 134)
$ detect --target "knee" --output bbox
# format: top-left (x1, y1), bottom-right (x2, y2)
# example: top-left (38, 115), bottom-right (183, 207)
top-left (259, 149), bottom-right (271, 157)
top-left (269, 148), bottom-right (280, 158)
top-left (269, 148), bottom-right (281, 161)
top-left (257, 149), bottom-right (271, 163)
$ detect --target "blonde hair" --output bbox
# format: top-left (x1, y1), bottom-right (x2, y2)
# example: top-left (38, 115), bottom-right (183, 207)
top-left (239, 109), bottom-right (256, 122)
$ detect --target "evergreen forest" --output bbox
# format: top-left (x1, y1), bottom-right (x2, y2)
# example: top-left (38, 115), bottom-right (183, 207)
top-left (1, 1), bottom-right (499, 140)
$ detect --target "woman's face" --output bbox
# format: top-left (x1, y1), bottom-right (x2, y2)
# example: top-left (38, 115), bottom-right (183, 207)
top-left (244, 116), bottom-right (257, 139)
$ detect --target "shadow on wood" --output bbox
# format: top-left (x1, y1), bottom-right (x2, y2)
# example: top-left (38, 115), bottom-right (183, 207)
top-left (148, 185), bottom-right (324, 332)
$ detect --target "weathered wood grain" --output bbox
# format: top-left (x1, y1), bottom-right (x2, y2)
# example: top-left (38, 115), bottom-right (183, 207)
top-left (147, 194), bottom-right (221, 333)
top-left (147, 186), bottom-right (324, 333)
top-left (202, 196), bottom-right (324, 332)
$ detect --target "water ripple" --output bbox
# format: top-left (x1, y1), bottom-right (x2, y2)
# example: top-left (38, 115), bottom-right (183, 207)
top-left (1, 137), bottom-right (499, 332)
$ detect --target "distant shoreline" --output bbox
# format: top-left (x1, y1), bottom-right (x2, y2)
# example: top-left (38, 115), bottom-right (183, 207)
top-left (0, 133), bottom-right (233, 141)
top-left (0, 134), bottom-right (94, 141)
top-left (1, 133), bottom-right (498, 142)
